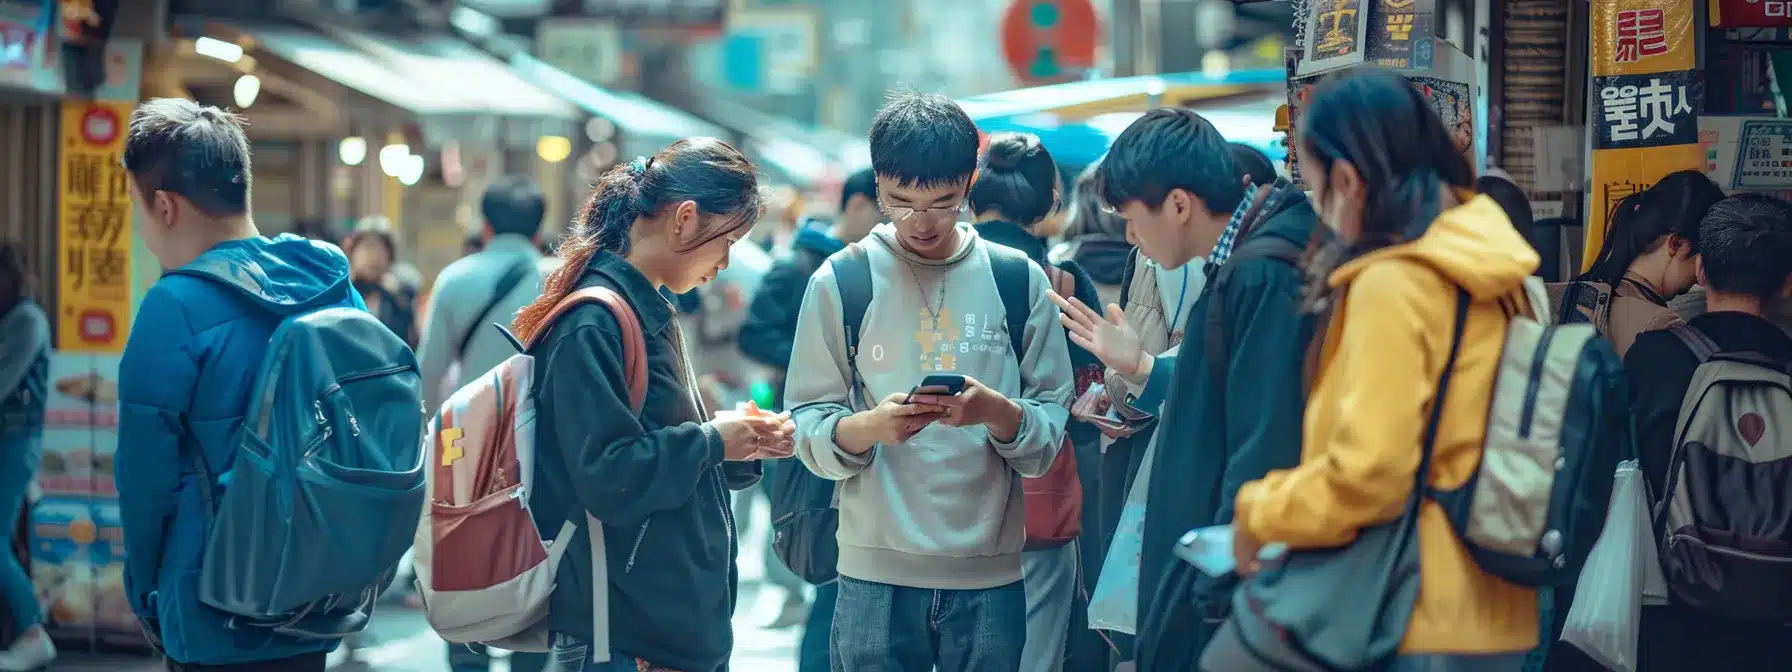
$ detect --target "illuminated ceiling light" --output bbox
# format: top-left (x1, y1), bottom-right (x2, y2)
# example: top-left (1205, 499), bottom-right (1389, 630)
top-left (398, 154), bottom-right (425, 186)
top-left (1201, 51), bottom-right (1231, 80)
top-left (1144, 78), bottom-right (1167, 97)
top-left (338, 136), bottom-right (367, 166)
top-left (232, 74), bottom-right (261, 108)
top-left (537, 135), bottom-right (573, 163)
top-left (194, 37), bottom-right (244, 63)
top-left (379, 144), bottom-right (411, 177)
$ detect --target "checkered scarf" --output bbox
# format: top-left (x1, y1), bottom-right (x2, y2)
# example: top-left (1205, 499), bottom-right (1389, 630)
top-left (1211, 176), bottom-right (1298, 268)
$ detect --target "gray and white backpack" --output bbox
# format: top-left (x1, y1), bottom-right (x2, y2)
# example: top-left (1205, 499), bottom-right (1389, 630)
top-left (1656, 323), bottom-right (1792, 624)
top-left (1430, 277), bottom-right (1632, 587)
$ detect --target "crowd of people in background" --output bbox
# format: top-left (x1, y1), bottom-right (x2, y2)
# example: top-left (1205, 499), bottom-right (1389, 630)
top-left (1, 64), bottom-right (1791, 672)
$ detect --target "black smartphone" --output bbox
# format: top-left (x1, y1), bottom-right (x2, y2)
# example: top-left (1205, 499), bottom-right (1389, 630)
top-left (903, 373), bottom-right (967, 403)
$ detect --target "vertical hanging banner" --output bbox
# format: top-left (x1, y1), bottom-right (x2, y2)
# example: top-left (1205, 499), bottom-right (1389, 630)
top-left (55, 100), bottom-right (134, 353)
top-left (1584, 0), bottom-right (1703, 271)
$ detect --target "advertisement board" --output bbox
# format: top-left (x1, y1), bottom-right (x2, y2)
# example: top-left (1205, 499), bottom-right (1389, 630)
top-left (55, 101), bottom-right (135, 354)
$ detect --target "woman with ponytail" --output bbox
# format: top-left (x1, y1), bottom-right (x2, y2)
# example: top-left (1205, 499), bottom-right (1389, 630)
top-left (1544, 170), bottom-right (1722, 356)
top-left (1229, 67), bottom-right (1540, 668)
top-left (513, 138), bottom-right (793, 672)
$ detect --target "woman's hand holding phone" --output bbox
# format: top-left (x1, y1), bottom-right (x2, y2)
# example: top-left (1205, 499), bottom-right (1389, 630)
top-left (712, 401), bottom-right (795, 461)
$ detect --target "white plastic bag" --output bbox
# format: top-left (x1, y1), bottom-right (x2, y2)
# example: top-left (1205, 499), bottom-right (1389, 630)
top-left (1088, 439), bottom-right (1157, 634)
top-left (1560, 460), bottom-right (1653, 672)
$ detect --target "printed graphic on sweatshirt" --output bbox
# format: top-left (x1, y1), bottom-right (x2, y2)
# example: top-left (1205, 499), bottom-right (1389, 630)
top-left (865, 301), bottom-right (1011, 375)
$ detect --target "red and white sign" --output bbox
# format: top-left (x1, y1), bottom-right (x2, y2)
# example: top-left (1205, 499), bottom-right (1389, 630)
top-left (78, 105), bottom-right (119, 145)
top-left (1614, 8), bottom-right (1670, 63)
top-left (1710, 0), bottom-right (1792, 27)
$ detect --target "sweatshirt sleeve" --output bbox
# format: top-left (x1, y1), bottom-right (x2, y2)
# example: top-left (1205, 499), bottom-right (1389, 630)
top-left (0, 304), bottom-right (47, 395)
top-left (1233, 263), bottom-right (1440, 549)
top-left (990, 262), bottom-right (1074, 477)
top-left (114, 286), bottom-right (198, 621)
top-left (538, 317), bottom-right (724, 526)
top-left (786, 266), bottom-right (873, 481)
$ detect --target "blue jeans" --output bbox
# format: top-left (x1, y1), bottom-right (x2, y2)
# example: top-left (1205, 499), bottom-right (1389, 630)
top-left (800, 582), bottom-right (838, 672)
top-left (830, 576), bottom-right (1027, 672)
top-left (1020, 544), bottom-right (1079, 672)
top-left (0, 433), bottom-right (40, 635)
top-left (1392, 652), bottom-right (1527, 672)
top-left (446, 642), bottom-right (547, 672)
top-left (547, 633), bottom-right (652, 672)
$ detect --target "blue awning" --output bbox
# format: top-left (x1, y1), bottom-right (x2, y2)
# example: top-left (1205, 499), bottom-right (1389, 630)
top-left (506, 54), bottom-right (727, 145)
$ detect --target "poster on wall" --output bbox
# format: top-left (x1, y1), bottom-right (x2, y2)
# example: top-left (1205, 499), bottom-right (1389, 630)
top-left (1730, 119), bottom-right (1792, 190)
top-left (55, 100), bottom-right (135, 354)
top-left (41, 353), bottom-right (117, 498)
top-left (30, 497), bottom-right (132, 643)
top-left (1301, 0), bottom-right (1370, 75)
top-left (1366, 0), bottom-right (1434, 70)
top-left (1584, 0), bottom-right (1701, 271)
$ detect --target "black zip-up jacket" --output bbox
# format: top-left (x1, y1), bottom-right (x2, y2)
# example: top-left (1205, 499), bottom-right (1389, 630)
top-left (737, 230), bottom-right (842, 409)
top-left (528, 251), bottom-right (761, 671)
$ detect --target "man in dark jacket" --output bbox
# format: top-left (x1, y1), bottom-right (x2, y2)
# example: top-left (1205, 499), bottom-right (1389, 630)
top-left (734, 167), bottom-right (877, 672)
top-left (1052, 108), bottom-right (1320, 671)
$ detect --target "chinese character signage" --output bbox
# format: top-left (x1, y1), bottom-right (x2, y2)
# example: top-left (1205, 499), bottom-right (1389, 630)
top-left (1585, 0), bottom-right (1701, 272)
top-left (1732, 120), bottom-right (1792, 189)
top-left (1367, 0), bottom-right (1432, 69)
top-left (1593, 71), bottom-right (1702, 149)
top-left (1302, 0), bottom-right (1369, 74)
top-left (1710, 0), bottom-right (1792, 27)
top-left (55, 101), bottom-right (134, 353)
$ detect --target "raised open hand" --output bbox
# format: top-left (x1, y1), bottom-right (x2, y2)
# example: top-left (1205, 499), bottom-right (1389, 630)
top-left (1047, 291), bottom-right (1150, 379)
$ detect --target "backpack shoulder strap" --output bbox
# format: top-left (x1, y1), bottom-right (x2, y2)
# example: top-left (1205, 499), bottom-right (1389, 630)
top-left (1205, 234), bottom-right (1305, 384)
top-left (828, 244), bottom-right (874, 407)
top-left (533, 286), bottom-right (650, 413)
top-left (1666, 322), bottom-right (1720, 364)
top-left (985, 244), bottom-right (1034, 360)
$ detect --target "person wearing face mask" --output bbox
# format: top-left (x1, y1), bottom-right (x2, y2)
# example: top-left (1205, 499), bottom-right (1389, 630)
top-left (1546, 170), bottom-right (1723, 356)
top-left (509, 139), bottom-right (796, 671)
top-left (1230, 67), bottom-right (1540, 668)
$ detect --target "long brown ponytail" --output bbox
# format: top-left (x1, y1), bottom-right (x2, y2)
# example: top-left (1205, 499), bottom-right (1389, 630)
top-left (511, 137), bottom-right (763, 343)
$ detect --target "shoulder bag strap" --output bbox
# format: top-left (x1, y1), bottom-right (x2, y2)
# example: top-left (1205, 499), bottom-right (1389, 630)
top-left (1665, 322), bottom-right (1720, 364)
top-left (530, 287), bottom-right (650, 413)
top-left (456, 259), bottom-right (535, 363)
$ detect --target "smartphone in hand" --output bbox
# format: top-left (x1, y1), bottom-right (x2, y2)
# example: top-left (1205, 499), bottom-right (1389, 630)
top-left (1173, 525), bottom-right (1237, 576)
top-left (903, 373), bottom-right (967, 404)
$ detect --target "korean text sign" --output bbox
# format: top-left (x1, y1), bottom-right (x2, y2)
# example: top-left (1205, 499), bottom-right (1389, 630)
top-left (1584, 0), bottom-right (1701, 272)
top-left (56, 101), bottom-right (134, 353)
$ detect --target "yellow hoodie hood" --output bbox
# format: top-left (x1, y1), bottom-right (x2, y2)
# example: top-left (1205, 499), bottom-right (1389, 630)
top-left (1330, 194), bottom-right (1539, 301)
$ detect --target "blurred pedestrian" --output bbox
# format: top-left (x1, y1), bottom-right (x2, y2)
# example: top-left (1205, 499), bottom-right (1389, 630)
top-left (510, 139), bottom-right (791, 671)
top-left (343, 223), bottom-right (419, 348)
top-left (0, 243), bottom-right (51, 672)
top-left (1050, 164), bottom-right (1130, 308)
top-left (1233, 66), bottom-right (1538, 668)
top-left (1229, 142), bottom-right (1278, 190)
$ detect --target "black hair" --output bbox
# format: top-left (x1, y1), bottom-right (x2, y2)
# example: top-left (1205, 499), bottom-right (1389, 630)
top-left (1476, 174), bottom-right (1534, 236)
top-left (1697, 193), bottom-right (1792, 301)
top-left (1229, 142), bottom-right (1277, 188)
top-left (1576, 169), bottom-right (1723, 285)
top-left (969, 132), bottom-right (1060, 225)
top-left (122, 98), bottom-right (253, 217)
top-left (840, 167), bottom-right (878, 207)
top-left (481, 175), bottom-right (547, 238)
top-left (344, 226), bottom-right (398, 263)
top-left (868, 92), bottom-right (980, 188)
top-left (0, 242), bottom-right (32, 312)
top-left (1095, 107), bottom-right (1242, 214)
top-left (514, 137), bottom-right (763, 341)
top-left (1067, 162), bottom-right (1127, 239)
top-left (1298, 67), bottom-right (1476, 308)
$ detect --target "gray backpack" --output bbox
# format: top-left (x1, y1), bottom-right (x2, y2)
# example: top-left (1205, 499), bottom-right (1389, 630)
top-left (1656, 323), bottom-right (1792, 624)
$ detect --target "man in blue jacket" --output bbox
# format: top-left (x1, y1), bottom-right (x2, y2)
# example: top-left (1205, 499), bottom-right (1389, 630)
top-left (1050, 108), bottom-right (1320, 671)
top-left (116, 99), bottom-right (360, 671)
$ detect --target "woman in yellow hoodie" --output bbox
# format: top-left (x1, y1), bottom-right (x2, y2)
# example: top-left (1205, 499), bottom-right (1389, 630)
top-left (1230, 67), bottom-right (1540, 668)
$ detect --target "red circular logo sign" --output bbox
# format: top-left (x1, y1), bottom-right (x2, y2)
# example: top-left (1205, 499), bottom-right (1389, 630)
top-left (79, 106), bottom-right (120, 146)
top-left (1001, 0), bottom-right (1101, 86)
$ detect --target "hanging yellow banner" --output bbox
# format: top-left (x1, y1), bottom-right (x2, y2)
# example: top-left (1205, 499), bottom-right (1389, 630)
top-left (1584, 0), bottom-right (1702, 271)
top-left (56, 100), bottom-right (135, 353)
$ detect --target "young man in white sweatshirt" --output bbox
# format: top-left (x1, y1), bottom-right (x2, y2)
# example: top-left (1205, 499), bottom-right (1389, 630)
top-left (785, 92), bottom-right (1074, 671)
